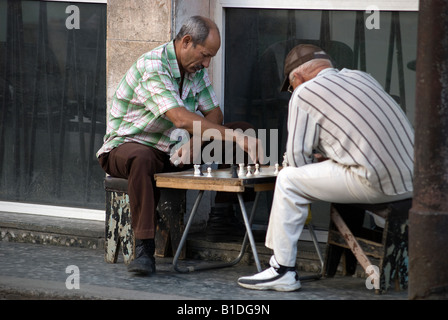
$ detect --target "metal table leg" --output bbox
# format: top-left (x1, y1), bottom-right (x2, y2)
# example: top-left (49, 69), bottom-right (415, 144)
top-left (172, 190), bottom-right (263, 273)
top-left (237, 193), bottom-right (262, 272)
top-left (173, 190), bottom-right (204, 273)
top-left (299, 224), bottom-right (324, 281)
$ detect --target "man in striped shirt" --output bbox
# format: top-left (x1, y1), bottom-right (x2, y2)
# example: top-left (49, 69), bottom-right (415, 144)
top-left (97, 16), bottom-right (261, 275)
top-left (238, 44), bottom-right (414, 292)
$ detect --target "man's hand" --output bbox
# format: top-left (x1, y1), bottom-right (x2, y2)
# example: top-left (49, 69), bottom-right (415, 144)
top-left (313, 153), bottom-right (328, 162)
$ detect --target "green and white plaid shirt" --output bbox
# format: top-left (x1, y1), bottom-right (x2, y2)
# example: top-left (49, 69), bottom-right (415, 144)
top-left (97, 40), bottom-right (220, 157)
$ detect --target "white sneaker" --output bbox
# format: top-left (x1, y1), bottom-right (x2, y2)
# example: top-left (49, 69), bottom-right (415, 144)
top-left (237, 256), bottom-right (301, 292)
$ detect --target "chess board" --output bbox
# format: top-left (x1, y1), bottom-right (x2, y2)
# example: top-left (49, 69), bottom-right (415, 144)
top-left (154, 165), bottom-right (280, 192)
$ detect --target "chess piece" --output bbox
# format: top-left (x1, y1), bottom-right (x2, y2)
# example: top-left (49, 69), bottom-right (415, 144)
top-left (194, 164), bottom-right (202, 176)
top-left (207, 167), bottom-right (212, 177)
top-left (231, 164), bottom-right (238, 178)
top-left (246, 165), bottom-right (253, 177)
top-left (274, 163), bottom-right (279, 175)
top-left (254, 163), bottom-right (260, 175)
top-left (238, 163), bottom-right (245, 177)
top-left (282, 152), bottom-right (289, 167)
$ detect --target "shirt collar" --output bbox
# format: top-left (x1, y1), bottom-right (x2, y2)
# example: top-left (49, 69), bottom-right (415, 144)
top-left (166, 40), bottom-right (181, 80)
top-left (293, 68), bottom-right (338, 94)
top-left (166, 40), bottom-right (200, 82)
top-left (316, 67), bottom-right (338, 77)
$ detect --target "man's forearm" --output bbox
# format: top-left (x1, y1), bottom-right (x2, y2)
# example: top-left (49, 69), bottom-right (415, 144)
top-left (203, 106), bottom-right (224, 125)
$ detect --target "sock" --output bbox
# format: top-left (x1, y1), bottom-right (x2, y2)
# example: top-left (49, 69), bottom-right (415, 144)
top-left (276, 264), bottom-right (296, 274)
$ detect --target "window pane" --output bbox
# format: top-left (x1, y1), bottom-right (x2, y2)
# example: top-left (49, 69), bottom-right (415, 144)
top-left (224, 8), bottom-right (418, 162)
top-left (0, 0), bottom-right (106, 209)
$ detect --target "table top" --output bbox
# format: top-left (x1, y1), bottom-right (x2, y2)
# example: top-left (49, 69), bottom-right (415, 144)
top-left (154, 165), bottom-right (280, 192)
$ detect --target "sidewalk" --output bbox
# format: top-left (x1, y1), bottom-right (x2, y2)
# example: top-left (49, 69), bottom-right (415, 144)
top-left (0, 211), bottom-right (408, 301)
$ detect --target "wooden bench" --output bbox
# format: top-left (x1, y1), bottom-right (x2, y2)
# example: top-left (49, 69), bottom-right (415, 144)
top-left (323, 198), bottom-right (412, 294)
top-left (103, 176), bottom-right (186, 265)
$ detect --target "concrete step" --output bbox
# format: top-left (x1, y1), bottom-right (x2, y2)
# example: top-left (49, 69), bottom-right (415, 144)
top-left (0, 211), bottom-right (338, 276)
top-left (186, 233), bottom-right (325, 274)
top-left (0, 211), bottom-right (104, 250)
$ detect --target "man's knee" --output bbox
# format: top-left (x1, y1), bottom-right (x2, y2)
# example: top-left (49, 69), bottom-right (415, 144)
top-left (277, 166), bottom-right (295, 183)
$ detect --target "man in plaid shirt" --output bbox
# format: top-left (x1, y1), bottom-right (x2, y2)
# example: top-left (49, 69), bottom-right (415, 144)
top-left (97, 16), bottom-right (261, 275)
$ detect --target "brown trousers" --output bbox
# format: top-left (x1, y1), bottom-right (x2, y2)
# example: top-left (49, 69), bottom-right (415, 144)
top-left (98, 121), bottom-right (254, 239)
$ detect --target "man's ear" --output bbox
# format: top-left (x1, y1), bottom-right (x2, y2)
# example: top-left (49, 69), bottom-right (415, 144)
top-left (181, 35), bottom-right (192, 48)
top-left (295, 71), bottom-right (305, 85)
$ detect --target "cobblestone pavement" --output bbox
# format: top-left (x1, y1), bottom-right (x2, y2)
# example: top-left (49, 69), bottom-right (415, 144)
top-left (0, 241), bottom-right (407, 301)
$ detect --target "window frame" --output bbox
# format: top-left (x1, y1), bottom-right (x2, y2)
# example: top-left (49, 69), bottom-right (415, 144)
top-left (211, 0), bottom-right (419, 108)
top-left (0, 0), bottom-right (107, 220)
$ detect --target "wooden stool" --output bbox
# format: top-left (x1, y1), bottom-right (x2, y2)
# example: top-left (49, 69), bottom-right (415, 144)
top-left (323, 198), bottom-right (412, 294)
top-left (104, 176), bottom-right (186, 265)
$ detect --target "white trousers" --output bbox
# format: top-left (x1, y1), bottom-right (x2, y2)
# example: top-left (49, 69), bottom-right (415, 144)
top-left (265, 160), bottom-right (412, 267)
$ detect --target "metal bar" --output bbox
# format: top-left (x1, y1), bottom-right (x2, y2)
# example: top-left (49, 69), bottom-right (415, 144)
top-left (2, 1), bottom-right (11, 182)
top-left (359, 11), bottom-right (366, 71)
top-left (56, 28), bottom-right (72, 198)
top-left (298, 224), bottom-right (323, 281)
top-left (237, 193), bottom-right (262, 272)
top-left (393, 12), bottom-right (407, 112)
top-left (385, 12), bottom-right (395, 93)
top-left (78, 75), bottom-right (87, 179)
top-left (173, 190), bottom-right (204, 272)
top-left (85, 6), bottom-right (105, 202)
top-left (14, 2), bottom-right (27, 195)
top-left (40, 2), bottom-right (57, 191)
top-left (7, 0), bottom-right (21, 197)
top-left (319, 10), bottom-right (330, 50)
top-left (28, 1), bottom-right (42, 190)
top-left (353, 11), bottom-right (367, 71)
top-left (231, 191), bottom-right (261, 268)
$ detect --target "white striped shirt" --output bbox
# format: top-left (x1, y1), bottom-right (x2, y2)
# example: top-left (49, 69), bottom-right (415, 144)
top-left (286, 68), bottom-right (414, 195)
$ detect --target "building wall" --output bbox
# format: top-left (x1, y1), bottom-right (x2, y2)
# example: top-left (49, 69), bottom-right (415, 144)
top-left (106, 0), bottom-right (172, 108)
top-left (106, 0), bottom-right (218, 109)
top-left (174, 0), bottom-right (215, 79)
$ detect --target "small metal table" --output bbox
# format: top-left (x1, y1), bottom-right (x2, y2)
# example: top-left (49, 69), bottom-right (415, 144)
top-left (154, 165), bottom-right (278, 273)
